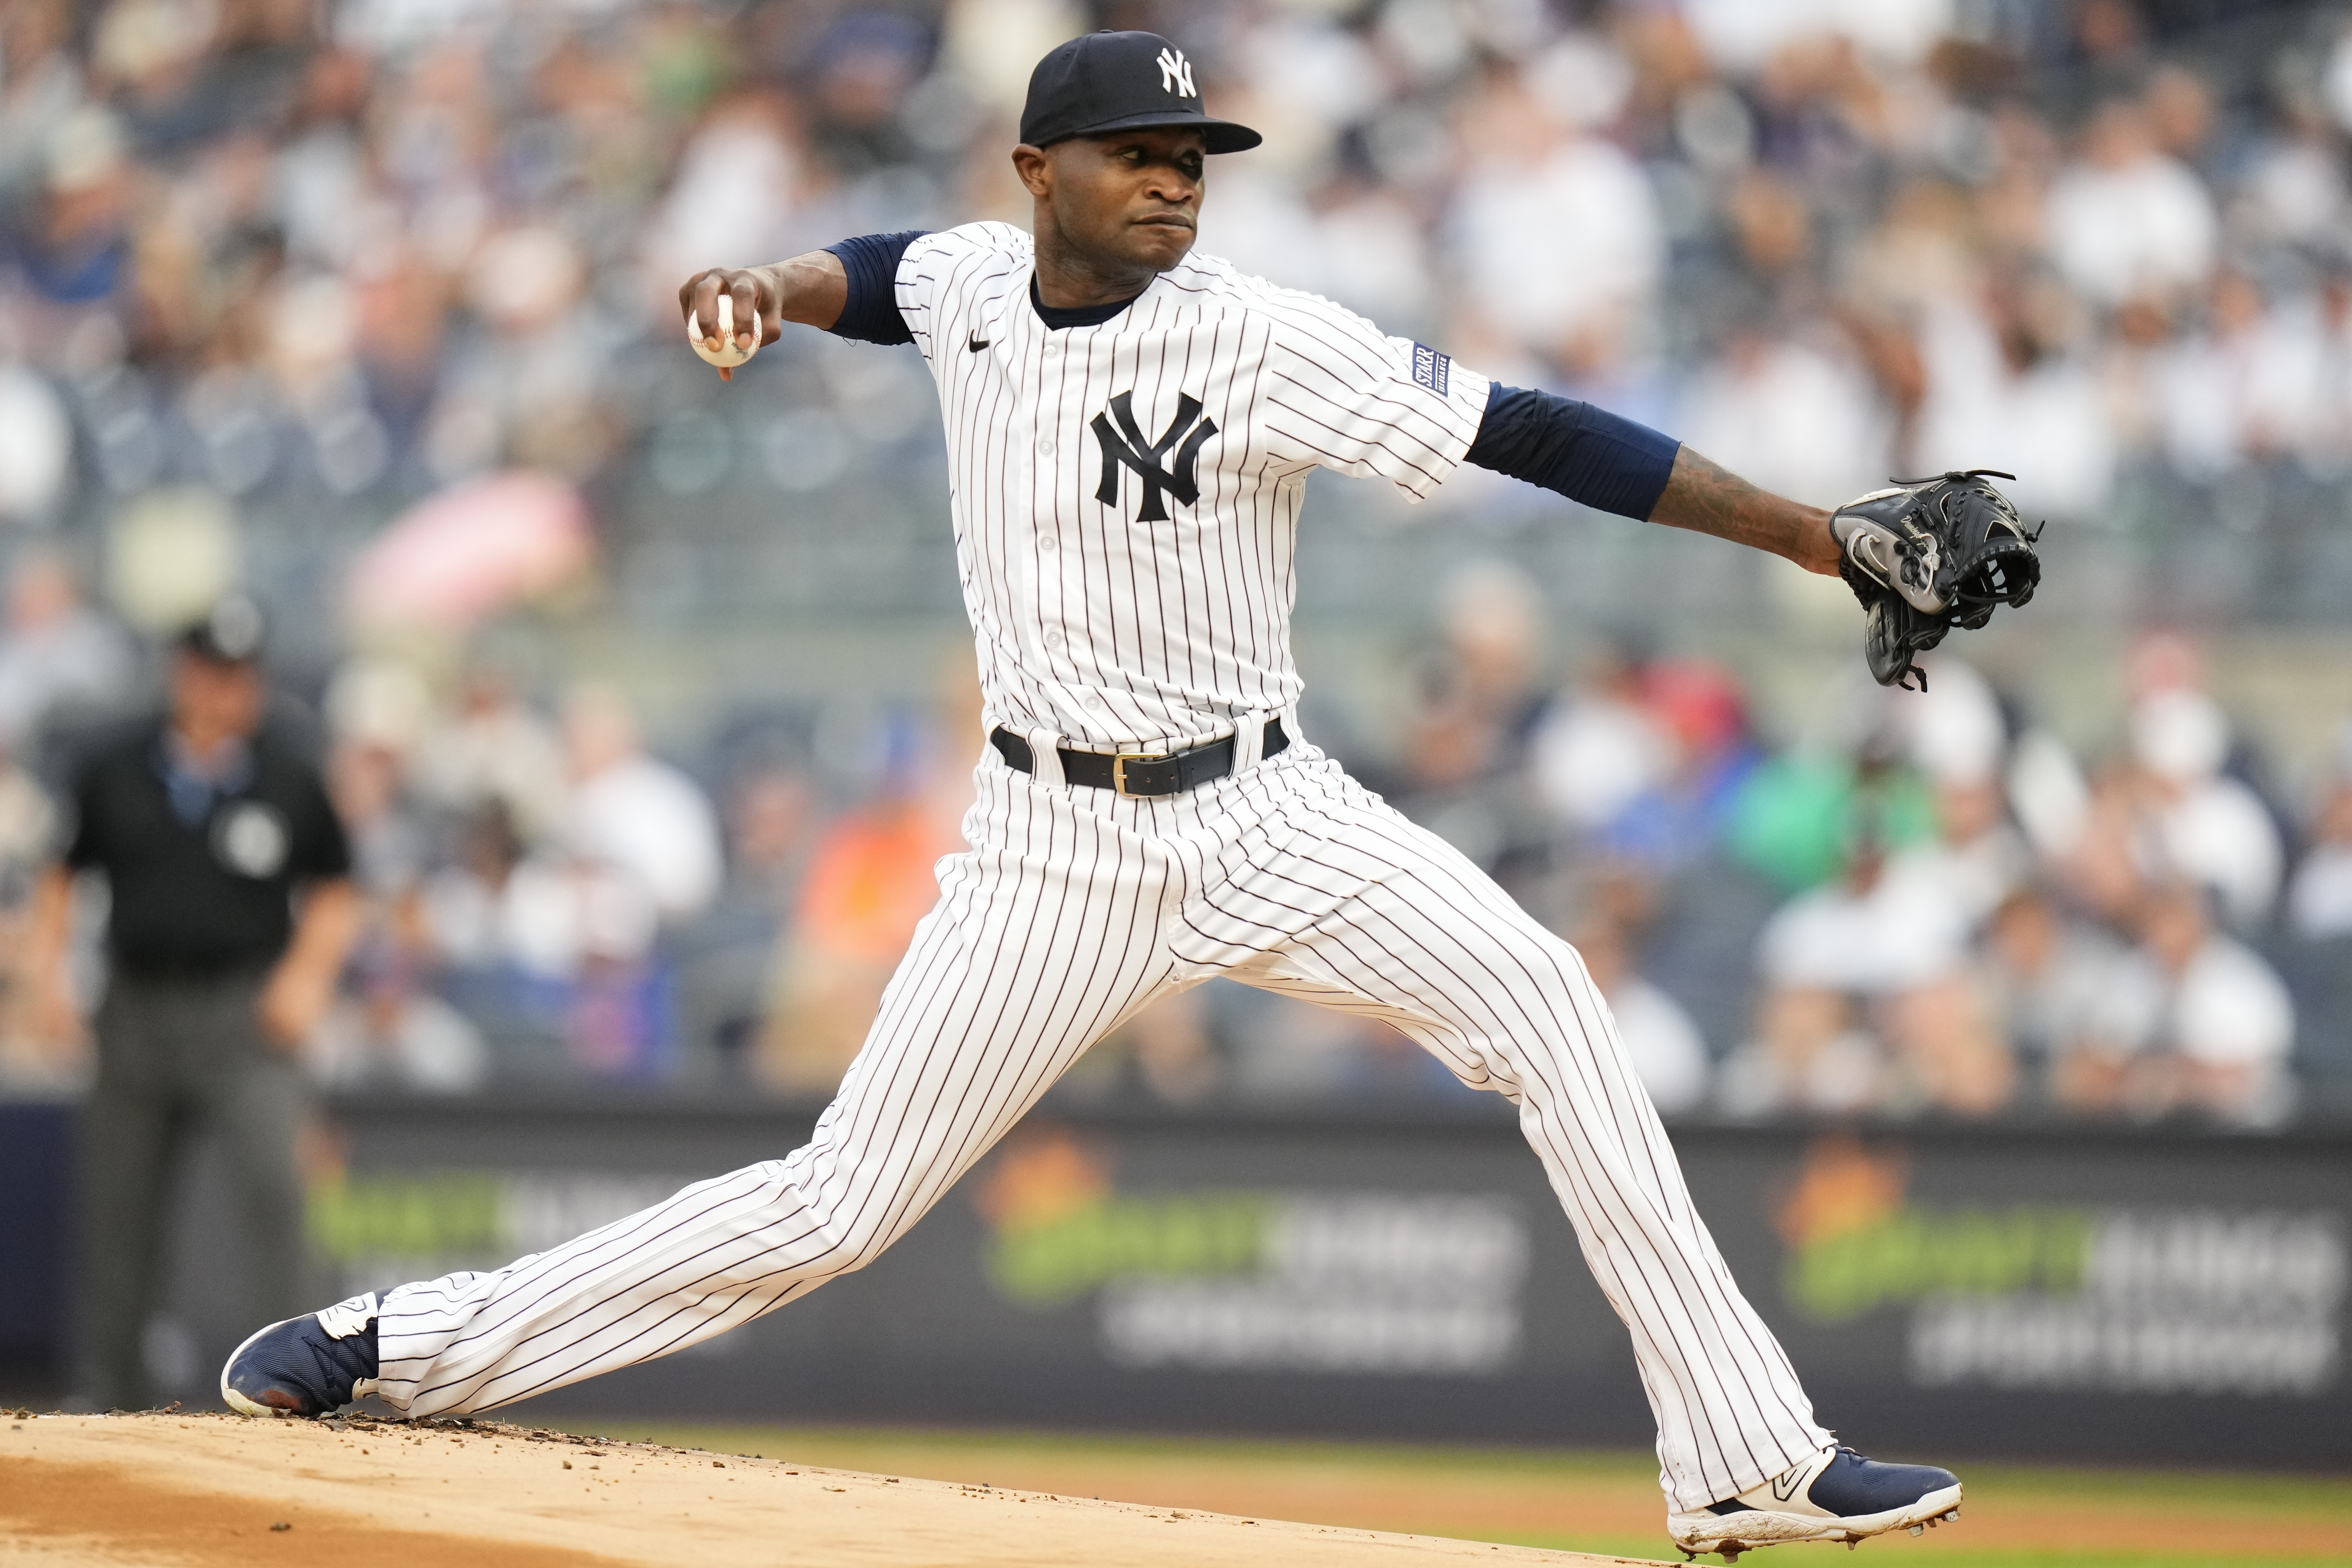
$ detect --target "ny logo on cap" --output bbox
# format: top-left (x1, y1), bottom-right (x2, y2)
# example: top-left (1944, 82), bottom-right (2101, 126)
top-left (1157, 46), bottom-right (1196, 99)
top-left (1092, 391), bottom-right (1216, 522)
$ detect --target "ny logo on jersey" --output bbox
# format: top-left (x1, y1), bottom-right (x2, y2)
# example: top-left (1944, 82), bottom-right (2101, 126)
top-left (1157, 47), bottom-right (1196, 99)
top-left (1091, 391), bottom-right (1217, 522)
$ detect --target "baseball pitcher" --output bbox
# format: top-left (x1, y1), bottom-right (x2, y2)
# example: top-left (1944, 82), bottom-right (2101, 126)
top-left (226, 33), bottom-right (2037, 1558)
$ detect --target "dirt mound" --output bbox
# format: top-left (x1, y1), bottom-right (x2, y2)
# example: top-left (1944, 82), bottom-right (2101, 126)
top-left (1, 1411), bottom-right (1671, 1567)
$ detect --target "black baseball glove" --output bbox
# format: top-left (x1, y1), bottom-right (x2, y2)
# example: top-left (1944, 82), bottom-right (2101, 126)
top-left (1828, 469), bottom-right (2042, 691)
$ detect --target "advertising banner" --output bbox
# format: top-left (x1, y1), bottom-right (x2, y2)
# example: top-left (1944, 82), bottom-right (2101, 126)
top-left (297, 1101), bottom-right (2348, 1463)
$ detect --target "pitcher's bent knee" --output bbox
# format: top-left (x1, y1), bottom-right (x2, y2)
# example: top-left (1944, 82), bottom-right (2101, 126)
top-left (774, 1180), bottom-right (903, 1277)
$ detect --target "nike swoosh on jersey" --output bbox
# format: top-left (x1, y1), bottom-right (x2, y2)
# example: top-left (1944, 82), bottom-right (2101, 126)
top-left (967, 331), bottom-right (989, 351)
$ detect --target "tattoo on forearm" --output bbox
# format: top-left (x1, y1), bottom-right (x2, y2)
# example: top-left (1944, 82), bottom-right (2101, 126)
top-left (1655, 448), bottom-right (1769, 546)
top-left (1651, 447), bottom-right (1830, 568)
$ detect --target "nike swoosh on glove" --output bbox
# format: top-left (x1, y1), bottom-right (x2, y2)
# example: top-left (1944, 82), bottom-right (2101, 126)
top-left (1828, 469), bottom-right (2041, 691)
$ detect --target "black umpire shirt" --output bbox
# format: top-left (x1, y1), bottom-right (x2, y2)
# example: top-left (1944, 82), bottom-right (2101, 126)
top-left (64, 713), bottom-right (352, 979)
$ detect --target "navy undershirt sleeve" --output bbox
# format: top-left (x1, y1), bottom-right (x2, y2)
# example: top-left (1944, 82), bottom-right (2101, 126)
top-left (821, 230), bottom-right (928, 345)
top-left (1464, 385), bottom-right (1681, 521)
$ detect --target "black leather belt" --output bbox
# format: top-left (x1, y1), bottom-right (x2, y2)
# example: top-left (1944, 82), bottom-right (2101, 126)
top-left (991, 718), bottom-right (1288, 797)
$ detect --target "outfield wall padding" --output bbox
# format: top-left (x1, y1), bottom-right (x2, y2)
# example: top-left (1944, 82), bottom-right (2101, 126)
top-left (6, 1095), bottom-right (2345, 1464)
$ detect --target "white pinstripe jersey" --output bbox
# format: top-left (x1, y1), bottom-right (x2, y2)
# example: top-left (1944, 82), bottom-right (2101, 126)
top-left (894, 222), bottom-right (1493, 749)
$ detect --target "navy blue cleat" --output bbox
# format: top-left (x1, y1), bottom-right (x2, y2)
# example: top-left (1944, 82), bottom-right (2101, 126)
top-left (1668, 1444), bottom-right (1962, 1560)
top-left (219, 1292), bottom-right (382, 1418)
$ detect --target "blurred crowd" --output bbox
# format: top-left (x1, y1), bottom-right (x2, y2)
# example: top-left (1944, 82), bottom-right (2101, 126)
top-left (5, 540), bottom-right (2351, 1130)
top-left (5, 0), bottom-right (2352, 1124)
top-left (9, 0), bottom-right (2352, 536)
top-left (0, 540), bottom-right (992, 1097)
top-left (1341, 558), bottom-right (2352, 1128)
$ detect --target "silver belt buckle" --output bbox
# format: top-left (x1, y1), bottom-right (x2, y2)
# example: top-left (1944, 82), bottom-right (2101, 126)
top-left (1111, 752), bottom-right (1157, 797)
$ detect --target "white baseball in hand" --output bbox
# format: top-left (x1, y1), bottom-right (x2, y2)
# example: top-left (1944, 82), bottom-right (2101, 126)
top-left (688, 292), bottom-right (758, 369)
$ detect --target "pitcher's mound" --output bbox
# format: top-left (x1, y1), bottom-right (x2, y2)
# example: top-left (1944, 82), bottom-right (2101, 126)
top-left (2, 1411), bottom-right (1672, 1566)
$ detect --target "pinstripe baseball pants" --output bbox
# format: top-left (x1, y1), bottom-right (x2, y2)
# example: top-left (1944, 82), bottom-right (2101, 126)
top-left (374, 741), bottom-right (1829, 1507)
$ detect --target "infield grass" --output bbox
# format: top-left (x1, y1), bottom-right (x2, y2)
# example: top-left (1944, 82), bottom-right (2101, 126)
top-left (573, 1421), bottom-right (2351, 1567)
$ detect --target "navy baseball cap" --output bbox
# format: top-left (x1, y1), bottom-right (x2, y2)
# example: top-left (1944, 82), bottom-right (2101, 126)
top-left (1020, 32), bottom-right (1261, 155)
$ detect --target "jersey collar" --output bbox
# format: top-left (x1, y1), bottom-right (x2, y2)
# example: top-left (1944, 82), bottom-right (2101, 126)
top-left (1027, 273), bottom-right (1146, 331)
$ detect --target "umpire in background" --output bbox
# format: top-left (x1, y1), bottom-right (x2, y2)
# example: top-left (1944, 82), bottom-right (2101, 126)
top-left (25, 596), bottom-right (356, 1409)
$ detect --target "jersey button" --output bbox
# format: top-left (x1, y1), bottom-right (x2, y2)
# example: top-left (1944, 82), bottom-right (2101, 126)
top-left (1039, 531), bottom-right (1058, 551)
top-left (1043, 627), bottom-right (1064, 650)
top-left (1036, 436), bottom-right (1055, 456)
top-left (1042, 340), bottom-right (1060, 358)
top-left (1085, 693), bottom-right (1105, 711)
